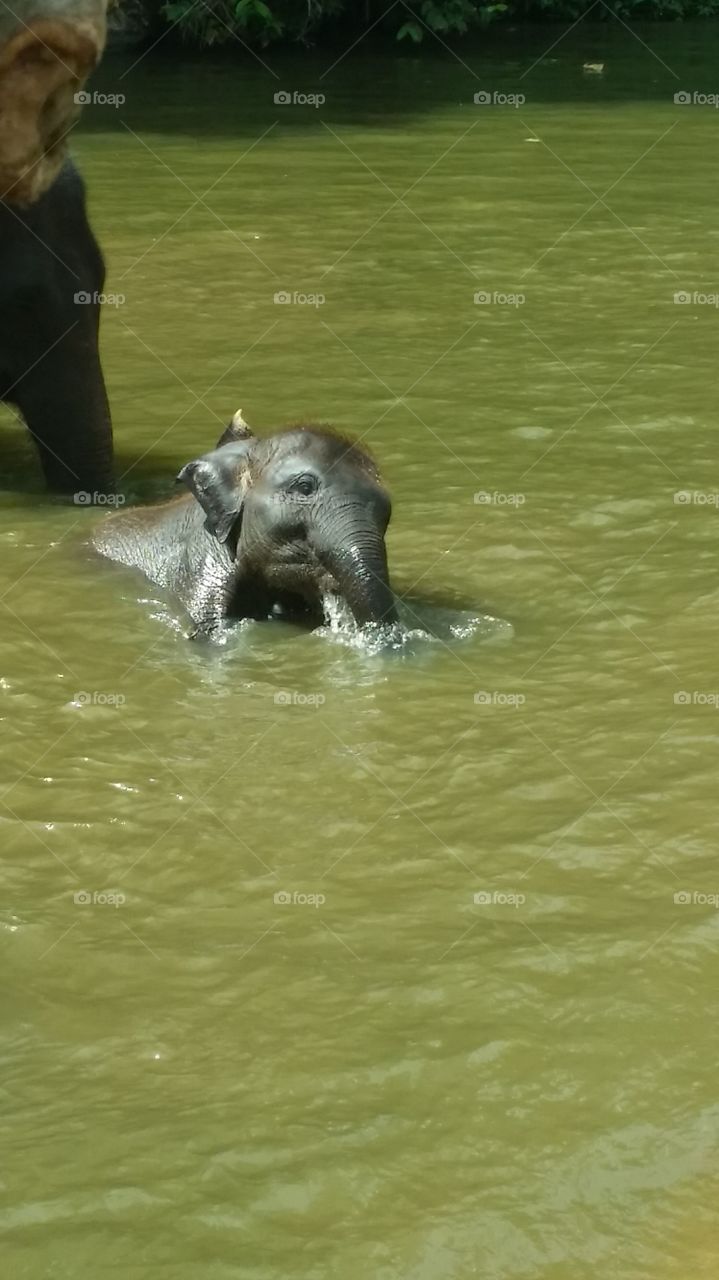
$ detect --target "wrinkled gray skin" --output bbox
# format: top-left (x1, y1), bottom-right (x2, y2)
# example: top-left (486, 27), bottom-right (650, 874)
top-left (0, 0), bottom-right (109, 205)
top-left (93, 420), bottom-right (398, 639)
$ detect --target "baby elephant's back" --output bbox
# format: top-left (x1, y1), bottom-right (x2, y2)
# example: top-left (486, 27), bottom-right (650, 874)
top-left (93, 494), bottom-right (201, 591)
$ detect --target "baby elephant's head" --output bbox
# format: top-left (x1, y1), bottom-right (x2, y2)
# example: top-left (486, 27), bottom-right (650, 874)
top-left (178, 424), bottom-right (397, 628)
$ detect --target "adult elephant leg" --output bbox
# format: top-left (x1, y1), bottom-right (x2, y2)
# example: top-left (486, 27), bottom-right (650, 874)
top-left (14, 315), bottom-right (114, 494)
top-left (3, 160), bottom-right (115, 493)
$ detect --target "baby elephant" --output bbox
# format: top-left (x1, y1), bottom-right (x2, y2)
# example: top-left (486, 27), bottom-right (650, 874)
top-left (93, 413), bottom-right (397, 638)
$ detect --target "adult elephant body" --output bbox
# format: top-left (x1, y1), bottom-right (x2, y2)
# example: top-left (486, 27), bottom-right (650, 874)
top-left (93, 416), bottom-right (398, 638)
top-left (0, 0), bottom-right (113, 492)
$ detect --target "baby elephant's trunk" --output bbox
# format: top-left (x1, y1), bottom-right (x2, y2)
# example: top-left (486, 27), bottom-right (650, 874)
top-left (313, 516), bottom-right (397, 628)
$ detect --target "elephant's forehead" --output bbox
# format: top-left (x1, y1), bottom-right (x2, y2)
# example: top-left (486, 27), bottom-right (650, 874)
top-left (266, 427), bottom-right (370, 472)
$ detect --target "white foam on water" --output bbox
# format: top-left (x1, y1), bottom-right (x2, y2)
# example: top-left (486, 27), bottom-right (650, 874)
top-left (315, 592), bottom-right (513, 655)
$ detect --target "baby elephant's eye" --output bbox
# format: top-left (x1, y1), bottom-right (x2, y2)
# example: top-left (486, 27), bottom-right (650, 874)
top-left (288, 473), bottom-right (318, 497)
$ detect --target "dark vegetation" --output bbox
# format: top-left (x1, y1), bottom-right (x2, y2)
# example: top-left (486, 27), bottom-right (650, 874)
top-left (160, 0), bottom-right (719, 48)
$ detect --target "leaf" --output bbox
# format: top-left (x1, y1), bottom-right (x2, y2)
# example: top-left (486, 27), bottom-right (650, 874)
top-left (397, 20), bottom-right (423, 41)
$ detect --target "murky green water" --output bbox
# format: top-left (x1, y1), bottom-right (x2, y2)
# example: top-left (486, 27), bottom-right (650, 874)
top-left (2, 21), bottom-right (719, 1278)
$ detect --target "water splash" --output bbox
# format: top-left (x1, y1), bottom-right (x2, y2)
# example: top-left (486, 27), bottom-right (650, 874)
top-left (315, 592), bottom-right (513, 655)
top-left (320, 593), bottom-right (357, 633)
top-left (140, 589), bottom-right (513, 656)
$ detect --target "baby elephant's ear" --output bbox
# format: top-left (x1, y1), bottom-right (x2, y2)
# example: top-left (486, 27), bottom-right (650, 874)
top-left (215, 408), bottom-right (255, 449)
top-left (177, 440), bottom-right (252, 543)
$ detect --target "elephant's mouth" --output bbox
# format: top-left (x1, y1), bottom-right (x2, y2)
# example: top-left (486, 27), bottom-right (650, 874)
top-left (228, 555), bottom-right (363, 629)
top-left (226, 551), bottom-right (329, 625)
top-left (234, 522), bottom-right (396, 630)
top-left (264, 560), bottom-right (342, 623)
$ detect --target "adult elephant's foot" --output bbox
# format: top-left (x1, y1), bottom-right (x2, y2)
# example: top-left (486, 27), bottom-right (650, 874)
top-left (44, 462), bottom-right (116, 500)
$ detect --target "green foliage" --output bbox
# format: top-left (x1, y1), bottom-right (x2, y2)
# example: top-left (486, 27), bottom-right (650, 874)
top-left (395, 0), bottom-right (476, 38)
top-left (161, 0), bottom-right (496, 46)
top-left (162, 0), bottom-right (343, 47)
top-left (160, 0), bottom-right (719, 47)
